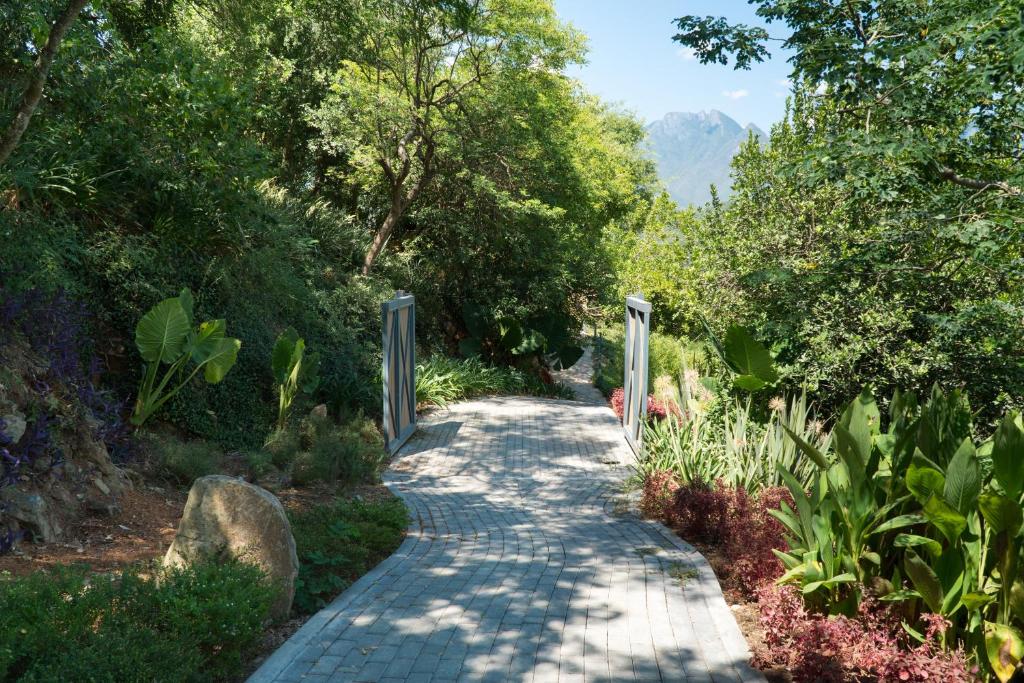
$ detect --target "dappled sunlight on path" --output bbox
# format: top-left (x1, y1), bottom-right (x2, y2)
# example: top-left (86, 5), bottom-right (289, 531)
top-left (250, 393), bottom-right (761, 682)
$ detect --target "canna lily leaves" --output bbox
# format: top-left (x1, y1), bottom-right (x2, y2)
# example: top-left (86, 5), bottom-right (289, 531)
top-left (803, 573), bottom-right (856, 595)
top-left (780, 425), bottom-right (831, 470)
top-left (961, 591), bottom-right (995, 611)
top-left (922, 494), bottom-right (967, 544)
top-left (893, 533), bottom-right (942, 559)
top-left (872, 513), bottom-right (927, 535)
top-left (978, 493), bottom-right (1023, 536)
top-left (904, 549), bottom-right (944, 613)
top-left (906, 461), bottom-right (945, 503)
top-left (985, 622), bottom-right (1024, 683)
top-left (992, 413), bottom-right (1024, 499)
top-left (943, 438), bottom-right (982, 514)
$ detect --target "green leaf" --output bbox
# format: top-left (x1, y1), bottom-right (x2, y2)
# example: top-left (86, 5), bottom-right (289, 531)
top-left (985, 622), bottom-right (1024, 683)
top-left (922, 494), bottom-right (967, 544)
top-left (188, 319), bottom-right (227, 364)
top-left (992, 413), bottom-right (1024, 499)
top-left (272, 328), bottom-right (299, 384)
top-left (802, 573), bottom-right (856, 594)
top-left (961, 591), bottom-right (995, 610)
top-left (721, 325), bottom-right (778, 385)
top-left (780, 424), bottom-right (831, 470)
top-left (893, 533), bottom-right (942, 559)
top-left (135, 297), bottom-right (191, 364)
top-left (178, 288), bottom-right (194, 324)
top-left (873, 514), bottom-right (928, 535)
top-left (733, 374), bottom-right (767, 391)
top-left (978, 493), bottom-right (1023, 536)
top-left (879, 589), bottom-right (921, 602)
top-left (943, 438), bottom-right (982, 514)
top-left (904, 549), bottom-right (944, 613)
top-left (906, 463), bottom-right (945, 503)
top-left (202, 337), bottom-right (241, 384)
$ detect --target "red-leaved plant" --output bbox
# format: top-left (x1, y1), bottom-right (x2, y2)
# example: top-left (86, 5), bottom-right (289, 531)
top-left (754, 585), bottom-right (974, 682)
top-left (642, 475), bottom-right (791, 599)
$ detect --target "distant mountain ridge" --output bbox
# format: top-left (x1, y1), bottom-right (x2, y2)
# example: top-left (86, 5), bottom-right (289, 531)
top-left (645, 110), bottom-right (765, 207)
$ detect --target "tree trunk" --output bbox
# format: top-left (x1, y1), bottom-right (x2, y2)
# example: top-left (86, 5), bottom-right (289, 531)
top-left (0, 0), bottom-right (88, 168)
top-left (362, 200), bottom-right (404, 275)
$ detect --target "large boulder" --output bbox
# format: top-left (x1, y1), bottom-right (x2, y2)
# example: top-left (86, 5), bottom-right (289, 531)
top-left (164, 475), bottom-right (298, 619)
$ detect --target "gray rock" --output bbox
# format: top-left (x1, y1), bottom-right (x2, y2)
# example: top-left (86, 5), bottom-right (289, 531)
top-left (164, 475), bottom-right (298, 619)
top-left (0, 413), bottom-right (26, 444)
top-left (0, 488), bottom-right (61, 541)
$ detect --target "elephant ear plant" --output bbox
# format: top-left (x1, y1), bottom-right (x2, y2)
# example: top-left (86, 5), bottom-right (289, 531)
top-left (271, 327), bottom-right (320, 431)
top-left (130, 288), bottom-right (241, 426)
top-left (776, 387), bottom-right (1024, 681)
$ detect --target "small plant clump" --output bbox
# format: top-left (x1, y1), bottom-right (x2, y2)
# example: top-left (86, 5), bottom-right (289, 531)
top-left (289, 497), bottom-right (408, 614)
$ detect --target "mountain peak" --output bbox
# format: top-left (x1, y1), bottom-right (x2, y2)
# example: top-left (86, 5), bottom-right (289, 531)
top-left (645, 111), bottom-right (765, 207)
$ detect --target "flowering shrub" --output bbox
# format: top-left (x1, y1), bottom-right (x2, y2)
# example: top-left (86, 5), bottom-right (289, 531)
top-left (610, 387), bottom-right (679, 422)
top-left (754, 585), bottom-right (974, 682)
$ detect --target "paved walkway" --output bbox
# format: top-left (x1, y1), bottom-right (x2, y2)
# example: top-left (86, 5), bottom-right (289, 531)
top-left (251, 364), bottom-right (762, 683)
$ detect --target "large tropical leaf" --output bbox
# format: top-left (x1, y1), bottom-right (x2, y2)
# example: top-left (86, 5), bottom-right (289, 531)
top-left (202, 337), bottom-right (241, 384)
top-left (979, 492), bottom-right (1024, 536)
top-left (922, 494), bottom-right (967, 544)
top-left (187, 319), bottom-right (226, 364)
top-left (904, 549), bottom-right (944, 613)
top-left (722, 325), bottom-right (778, 386)
top-left (135, 297), bottom-right (191, 364)
top-left (272, 328), bottom-right (299, 384)
top-left (985, 622), bottom-right (1024, 683)
top-left (992, 413), bottom-right (1024, 499)
top-left (943, 438), bottom-right (982, 514)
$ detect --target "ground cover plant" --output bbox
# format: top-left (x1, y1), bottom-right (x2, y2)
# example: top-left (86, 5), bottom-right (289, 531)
top-left (289, 497), bottom-right (408, 614)
top-left (0, 560), bottom-right (275, 682)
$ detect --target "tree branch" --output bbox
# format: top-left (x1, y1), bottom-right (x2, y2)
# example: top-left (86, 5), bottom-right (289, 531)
top-left (0, 0), bottom-right (89, 168)
top-left (938, 167), bottom-right (1022, 196)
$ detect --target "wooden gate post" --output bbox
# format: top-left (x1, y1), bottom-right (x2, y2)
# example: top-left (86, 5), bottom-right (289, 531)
top-left (382, 290), bottom-right (416, 454)
top-left (623, 293), bottom-right (651, 454)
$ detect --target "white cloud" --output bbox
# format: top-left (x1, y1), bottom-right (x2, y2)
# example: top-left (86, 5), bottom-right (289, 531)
top-left (677, 47), bottom-right (697, 61)
top-left (777, 78), bottom-right (793, 88)
top-left (721, 89), bottom-right (749, 100)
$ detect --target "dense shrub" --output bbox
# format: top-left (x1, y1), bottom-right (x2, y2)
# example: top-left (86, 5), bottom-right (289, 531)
top-left (147, 437), bottom-right (224, 485)
top-left (0, 560), bottom-right (275, 682)
top-left (754, 585), bottom-right (973, 682)
top-left (647, 476), bottom-right (790, 598)
top-left (289, 498), bottom-right (408, 614)
top-left (609, 387), bottom-right (677, 422)
top-left (416, 356), bottom-right (571, 408)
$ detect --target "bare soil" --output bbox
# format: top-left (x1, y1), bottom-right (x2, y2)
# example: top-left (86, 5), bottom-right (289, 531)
top-left (693, 540), bottom-right (791, 683)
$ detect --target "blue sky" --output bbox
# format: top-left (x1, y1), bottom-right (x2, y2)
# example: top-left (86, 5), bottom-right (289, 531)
top-left (553, 1), bottom-right (794, 131)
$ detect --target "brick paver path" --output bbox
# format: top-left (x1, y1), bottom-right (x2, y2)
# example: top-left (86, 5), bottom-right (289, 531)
top-left (251, 372), bottom-right (762, 682)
